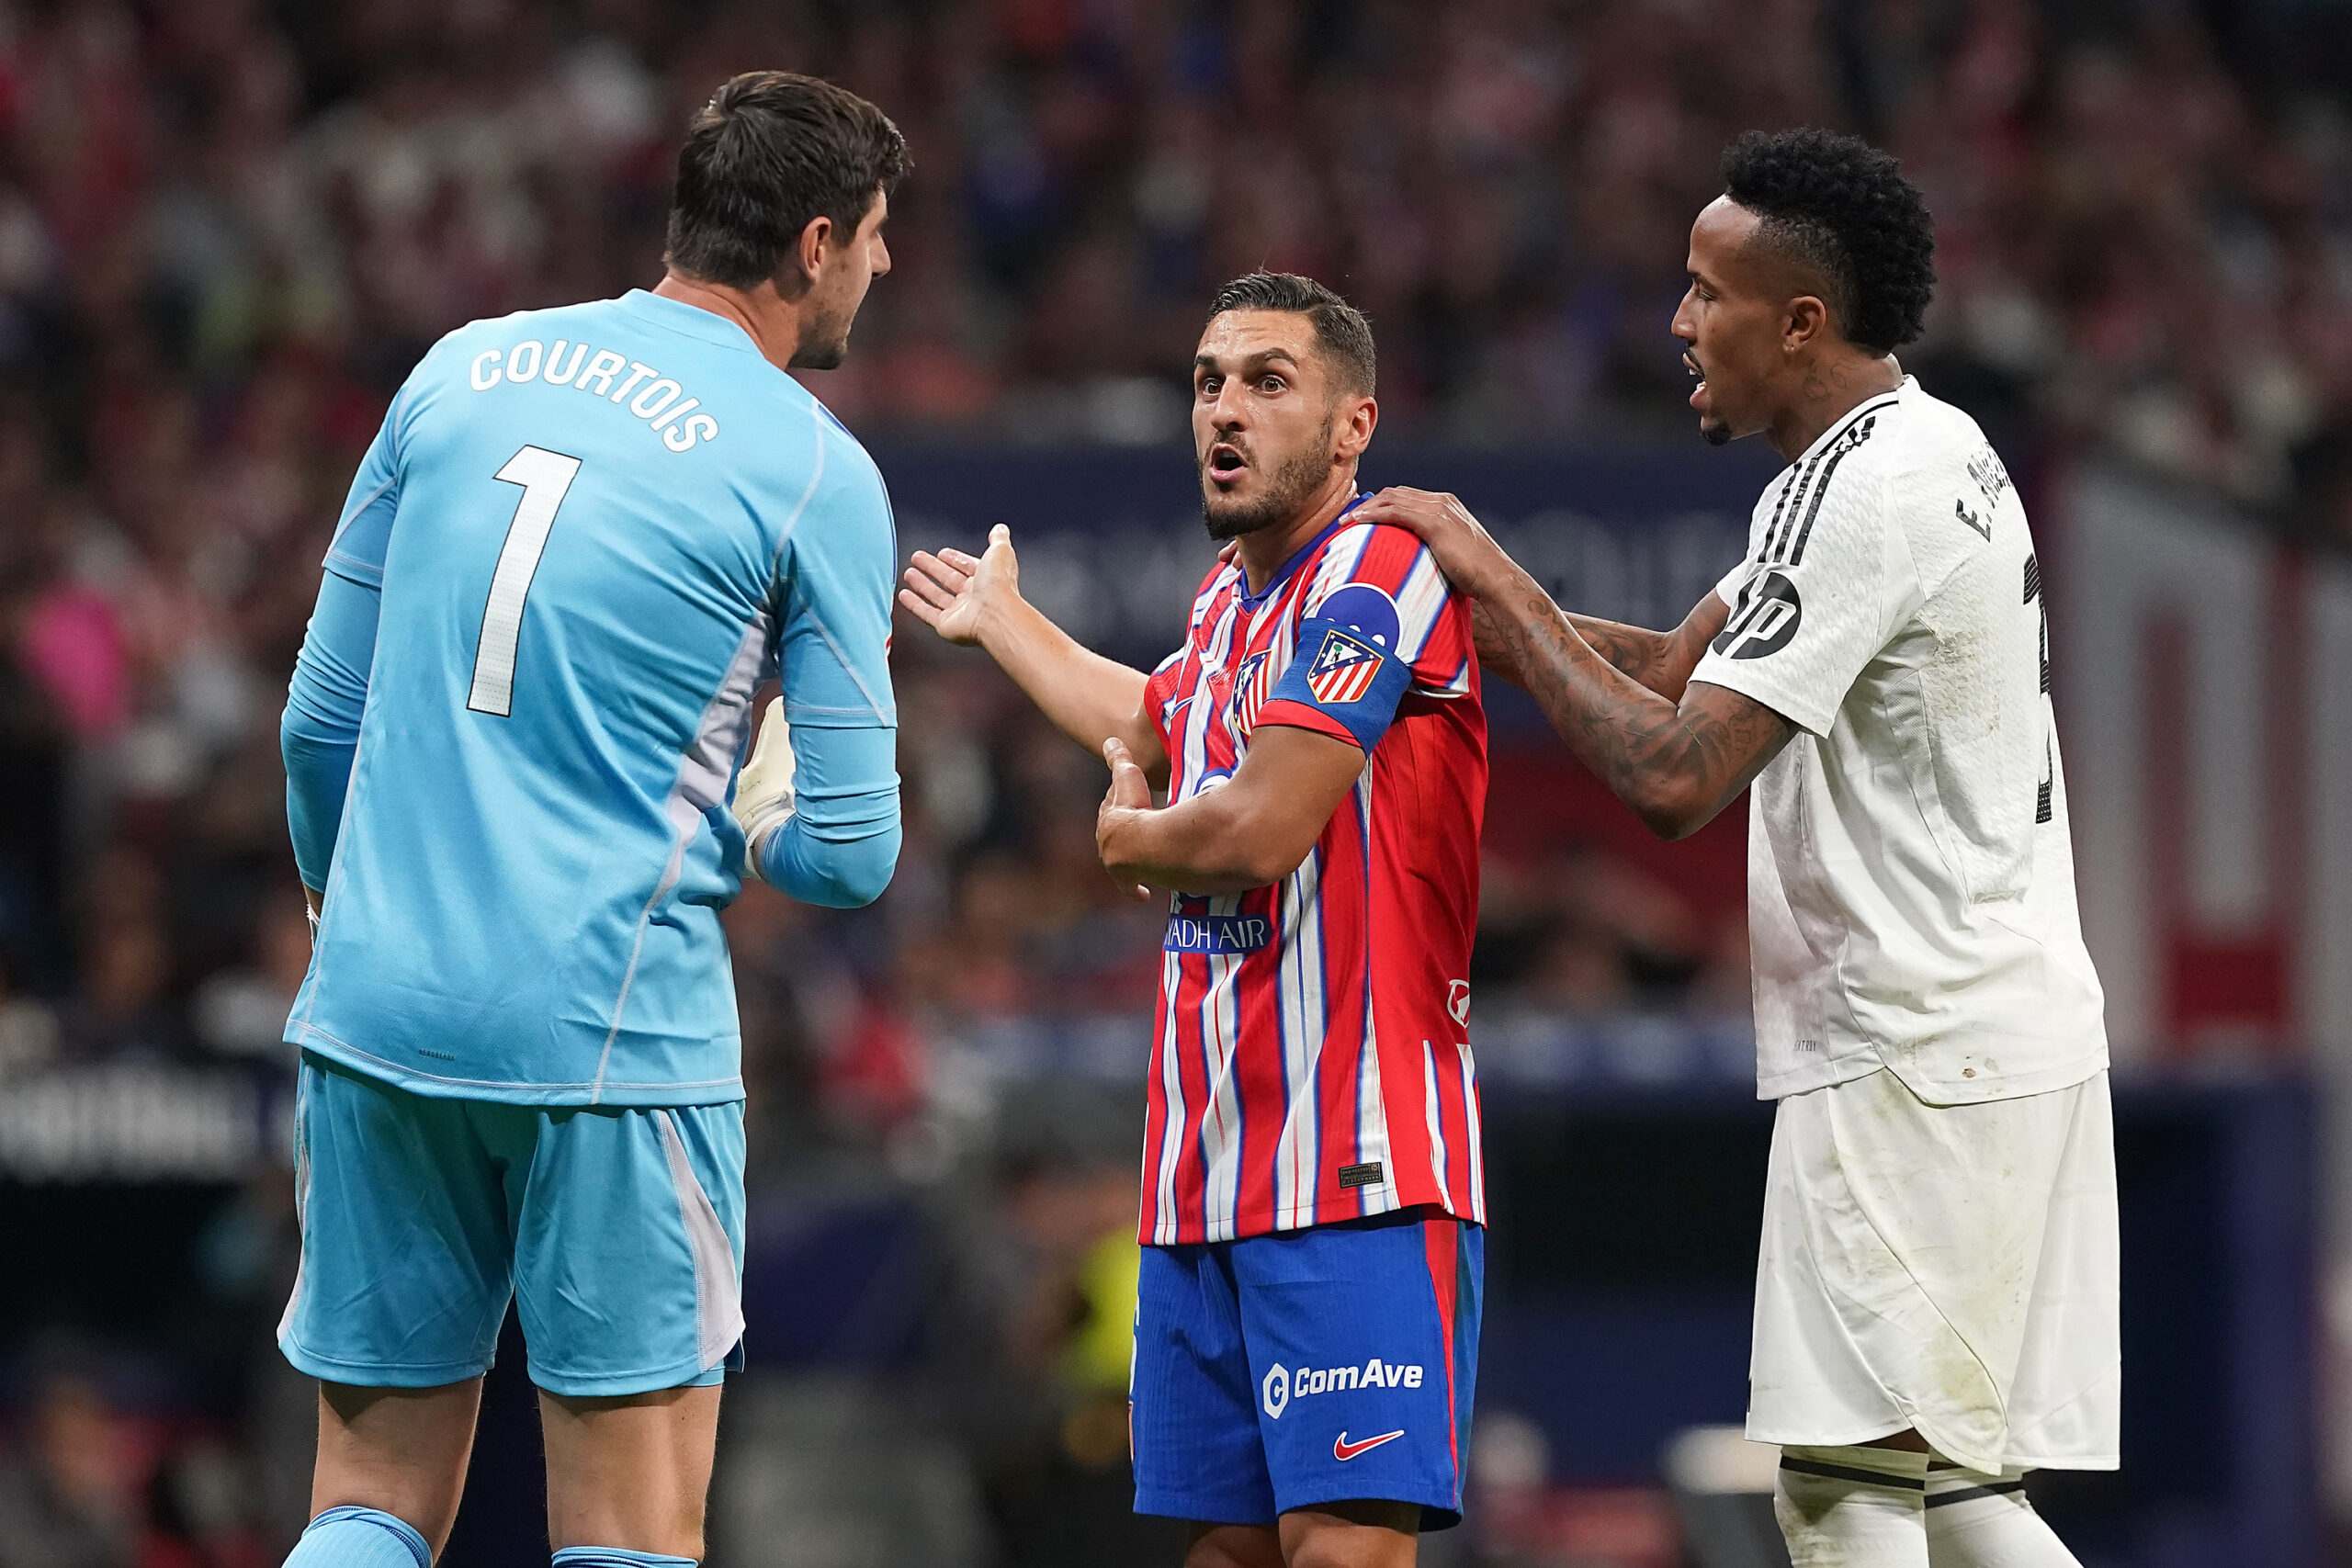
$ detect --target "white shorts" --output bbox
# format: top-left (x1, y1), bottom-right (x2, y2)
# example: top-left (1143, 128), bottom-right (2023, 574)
top-left (1747, 1066), bottom-right (2120, 1476)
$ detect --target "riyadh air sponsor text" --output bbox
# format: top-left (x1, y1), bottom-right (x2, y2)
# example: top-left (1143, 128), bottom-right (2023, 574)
top-left (1165, 913), bottom-right (1273, 954)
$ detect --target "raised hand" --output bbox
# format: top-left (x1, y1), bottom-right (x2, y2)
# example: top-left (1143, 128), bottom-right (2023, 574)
top-left (899, 523), bottom-right (1020, 648)
top-left (1351, 487), bottom-right (1510, 597)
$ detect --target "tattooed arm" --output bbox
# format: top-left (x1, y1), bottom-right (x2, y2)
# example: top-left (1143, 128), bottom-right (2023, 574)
top-left (1355, 488), bottom-right (1792, 840)
top-left (1476, 589), bottom-right (1791, 840)
top-left (1472, 595), bottom-right (1728, 701)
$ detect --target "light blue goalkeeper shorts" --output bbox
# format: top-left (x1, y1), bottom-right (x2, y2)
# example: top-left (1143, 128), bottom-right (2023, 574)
top-left (277, 1051), bottom-right (746, 1398)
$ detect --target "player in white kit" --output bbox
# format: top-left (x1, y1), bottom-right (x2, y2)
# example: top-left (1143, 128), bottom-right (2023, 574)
top-left (1356, 129), bottom-right (2116, 1567)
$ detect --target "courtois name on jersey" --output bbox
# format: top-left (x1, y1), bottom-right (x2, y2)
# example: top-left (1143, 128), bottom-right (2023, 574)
top-left (288, 290), bottom-right (897, 1106)
top-left (460, 337), bottom-right (722, 452)
top-left (1689, 377), bottom-right (2107, 1105)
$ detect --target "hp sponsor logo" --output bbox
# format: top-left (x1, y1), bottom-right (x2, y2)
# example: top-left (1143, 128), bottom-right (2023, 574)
top-left (1712, 570), bottom-right (1803, 660)
top-left (1262, 1364), bottom-right (1291, 1419)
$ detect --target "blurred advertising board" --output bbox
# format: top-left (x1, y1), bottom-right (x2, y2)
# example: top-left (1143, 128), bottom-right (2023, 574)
top-left (876, 441), bottom-right (1779, 675)
top-left (0, 1065), bottom-right (283, 1182)
top-left (2058, 464), bottom-right (2352, 1069)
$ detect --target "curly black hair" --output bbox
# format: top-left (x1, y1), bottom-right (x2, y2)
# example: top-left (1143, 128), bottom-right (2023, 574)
top-left (1721, 129), bottom-right (1936, 356)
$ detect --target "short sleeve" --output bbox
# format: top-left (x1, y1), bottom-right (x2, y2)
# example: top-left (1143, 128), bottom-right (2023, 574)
top-left (1256, 523), bottom-right (1472, 753)
top-left (775, 434), bottom-right (899, 730)
top-left (1711, 556), bottom-right (1749, 614)
top-left (1145, 645), bottom-right (1188, 752)
top-left (1689, 440), bottom-right (1919, 737)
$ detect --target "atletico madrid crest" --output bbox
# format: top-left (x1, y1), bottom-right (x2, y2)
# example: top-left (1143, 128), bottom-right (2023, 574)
top-left (1305, 629), bottom-right (1383, 705)
top-left (1232, 650), bottom-right (1274, 733)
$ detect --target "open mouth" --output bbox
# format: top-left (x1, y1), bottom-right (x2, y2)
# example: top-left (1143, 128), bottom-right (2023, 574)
top-left (1206, 442), bottom-right (1249, 483)
top-left (1683, 352), bottom-right (1708, 406)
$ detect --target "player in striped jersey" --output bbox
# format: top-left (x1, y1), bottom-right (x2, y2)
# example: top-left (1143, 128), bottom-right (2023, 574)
top-left (900, 273), bottom-right (1485, 1567)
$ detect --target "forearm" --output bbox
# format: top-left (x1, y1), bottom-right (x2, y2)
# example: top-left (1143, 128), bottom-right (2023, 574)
top-left (979, 594), bottom-right (1159, 762)
top-left (282, 719), bottom-right (356, 892)
top-left (761, 812), bottom-right (901, 908)
top-left (1564, 614), bottom-right (1701, 699)
top-left (1351, 486), bottom-right (1772, 834)
top-left (282, 569), bottom-right (380, 890)
top-left (1097, 725), bottom-right (1367, 893)
top-left (1474, 599), bottom-right (1700, 701)
top-left (1464, 558), bottom-right (1743, 837)
top-left (1099, 786), bottom-right (1295, 895)
top-left (752, 722), bottom-right (901, 908)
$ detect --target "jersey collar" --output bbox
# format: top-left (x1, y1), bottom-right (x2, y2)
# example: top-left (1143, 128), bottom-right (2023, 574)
top-left (614, 288), bottom-right (768, 358)
top-left (1236, 491), bottom-right (1369, 609)
top-left (1789, 376), bottom-right (1911, 467)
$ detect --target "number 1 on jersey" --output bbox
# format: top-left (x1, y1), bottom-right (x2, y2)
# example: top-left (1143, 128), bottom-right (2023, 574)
top-left (468, 446), bottom-right (582, 716)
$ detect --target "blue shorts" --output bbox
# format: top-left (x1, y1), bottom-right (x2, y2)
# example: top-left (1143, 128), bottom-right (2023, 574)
top-left (1132, 1208), bottom-right (1483, 1530)
top-left (277, 1051), bottom-right (746, 1398)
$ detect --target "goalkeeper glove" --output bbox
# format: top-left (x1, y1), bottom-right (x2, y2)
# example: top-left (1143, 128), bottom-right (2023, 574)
top-left (732, 698), bottom-right (797, 882)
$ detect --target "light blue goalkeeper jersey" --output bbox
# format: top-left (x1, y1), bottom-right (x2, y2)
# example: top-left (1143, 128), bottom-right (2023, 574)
top-left (284, 289), bottom-right (899, 1106)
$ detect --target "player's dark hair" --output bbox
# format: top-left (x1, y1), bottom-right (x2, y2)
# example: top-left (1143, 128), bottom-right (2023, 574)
top-left (1721, 129), bottom-right (1935, 356)
top-left (1207, 272), bottom-right (1376, 398)
top-left (665, 72), bottom-right (910, 290)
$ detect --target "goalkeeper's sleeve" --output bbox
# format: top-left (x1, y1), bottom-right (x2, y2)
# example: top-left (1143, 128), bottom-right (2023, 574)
top-left (734, 698), bottom-right (900, 908)
top-left (282, 568), bottom-right (380, 892)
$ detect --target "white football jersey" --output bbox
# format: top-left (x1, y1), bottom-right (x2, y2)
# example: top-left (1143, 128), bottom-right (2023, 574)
top-left (1690, 377), bottom-right (2107, 1104)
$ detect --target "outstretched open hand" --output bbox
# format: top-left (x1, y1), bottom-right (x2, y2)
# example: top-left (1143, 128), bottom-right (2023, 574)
top-left (899, 524), bottom-right (1020, 647)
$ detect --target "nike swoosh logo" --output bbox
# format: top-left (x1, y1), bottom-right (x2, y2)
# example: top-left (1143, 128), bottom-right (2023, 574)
top-left (1334, 1429), bottom-right (1405, 1461)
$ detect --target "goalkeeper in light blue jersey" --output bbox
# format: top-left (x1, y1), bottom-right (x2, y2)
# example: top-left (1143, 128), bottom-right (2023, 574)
top-left (273, 73), bottom-right (905, 1568)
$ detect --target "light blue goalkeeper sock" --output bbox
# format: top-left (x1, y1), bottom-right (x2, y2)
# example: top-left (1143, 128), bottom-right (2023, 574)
top-left (551, 1551), bottom-right (697, 1567)
top-left (284, 1506), bottom-right (432, 1568)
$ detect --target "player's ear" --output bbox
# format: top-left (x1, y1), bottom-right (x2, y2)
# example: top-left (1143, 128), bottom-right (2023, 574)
top-left (1333, 394), bottom-right (1377, 460)
top-left (790, 214), bottom-right (835, 291)
top-left (1783, 294), bottom-right (1831, 355)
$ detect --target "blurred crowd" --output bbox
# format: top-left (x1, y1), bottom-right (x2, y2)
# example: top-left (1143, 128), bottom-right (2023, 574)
top-left (0, 0), bottom-right (2346, 1562)
top-left (0, 0), bottom-right (2343, 497)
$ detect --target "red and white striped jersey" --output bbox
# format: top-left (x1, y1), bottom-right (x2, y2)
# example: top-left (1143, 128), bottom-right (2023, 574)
top-left (1138, 509), bottom-right (1487, 1246)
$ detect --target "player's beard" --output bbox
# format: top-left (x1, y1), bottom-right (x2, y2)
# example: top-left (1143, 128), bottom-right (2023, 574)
top-left (1200, 418), bottom-right (1334, 542)
top-left (790, 300), bottom-right (855, 370)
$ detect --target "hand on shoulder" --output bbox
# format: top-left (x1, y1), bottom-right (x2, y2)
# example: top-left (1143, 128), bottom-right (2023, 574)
top-left (1351, 488), bottom-right (1509, 595)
